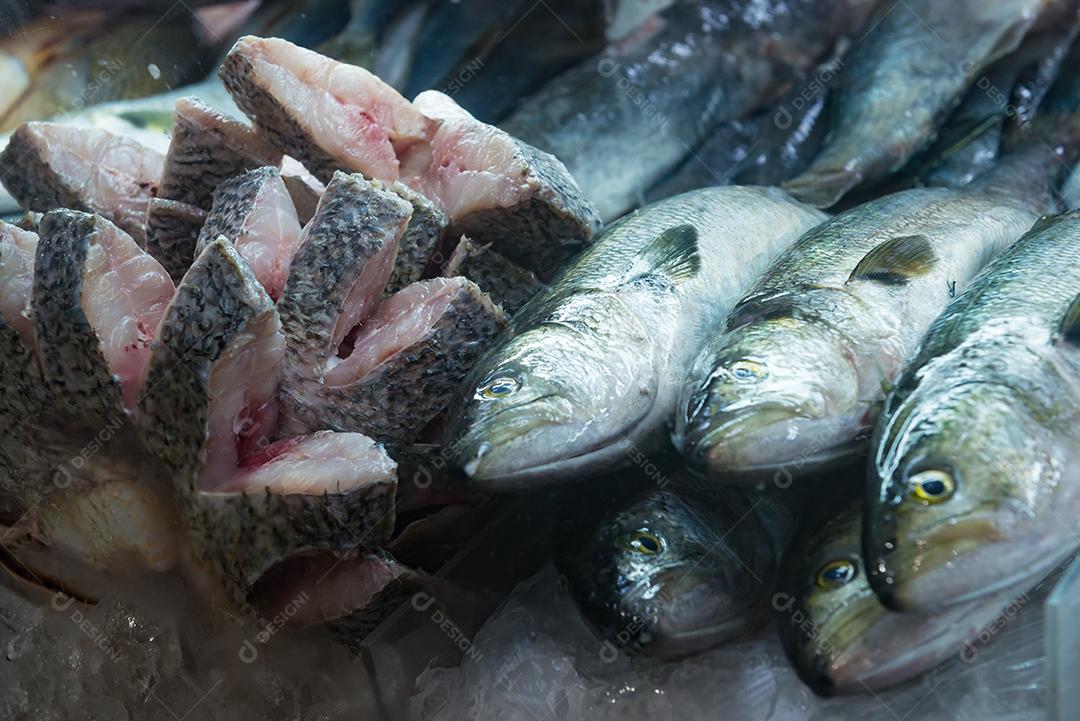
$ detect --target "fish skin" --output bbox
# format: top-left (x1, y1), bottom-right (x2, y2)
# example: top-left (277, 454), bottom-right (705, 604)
top-left (502, 0), bottom-right (878, 221)
top-left (675, 183), bottom-right (1044, 483)
top-left (443, 236), bottom-right (545, 315)
top-left (33, 211), bottom-right (126, 423)
top-left (278, 173), bottom-right (411, 413)
top-left (556, 480), bottom-right (796, 659)
top-left (383, 181), bottom-right (448, 295)
top-left (144, 197), bottom-right (209, 283)
top-left (783, 0), bottom-right (1052, 208)
top-left (778, 502), bottom-right (1037, 696)
top-left (0, 122), bottom-right (164, 244)
top-left (137, 239), bottom-right (398, 603)
top-left (283, 276), bottom-right (508, 447)
top-left (447, 186), bottom-right (827, 490)
top-left (158, 96), bottom-right (283, 211)
top-left (864, 210), bottom-right (1080, 613)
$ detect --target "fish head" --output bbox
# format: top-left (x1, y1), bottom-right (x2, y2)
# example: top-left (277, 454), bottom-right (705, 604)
top-left (864, 356), bottom-right (1078, 613)
top-left (780, 503), bottom-right (999, 696)
top-left (449, 317), bottom-right (659, 488)
top-left (557, 489), bottom-right (767, 659)
top-left (677, 315), bottom-right (862, 479)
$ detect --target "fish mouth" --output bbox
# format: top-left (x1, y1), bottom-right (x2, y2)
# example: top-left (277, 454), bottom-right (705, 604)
top-left (455, 393), bottom-right (655, 488)
top-left (682, 397), bottom-right (838, 478)
top-left (868, 516), bottom-right (1060, 613)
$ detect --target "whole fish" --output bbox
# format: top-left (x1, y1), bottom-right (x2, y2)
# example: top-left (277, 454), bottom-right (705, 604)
top-left (778, 503), bottom-right (1037, 695)
top-left (864, 210), bottom-right (1080, 612)
top-left (556, 479), bottom-right (797, 659)
top-left (446, 186), bottom-right (826, 490)
top-left (502, 0), bottom-right (878, 220)
top-left (675, 149), bottom-right (1059, 483)
top-left (783, 0), bottom-right (1057, 207)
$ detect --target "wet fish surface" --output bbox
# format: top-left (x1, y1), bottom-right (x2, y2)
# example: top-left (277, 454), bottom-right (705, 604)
top-left (778, 502), bottom-right (1037, 696)
top-left (864, 210), bottom-right (1080, 613)
top-left (784, 0), bottom-right (1055, 207)
top-left (443, 236), bottom-right (545, 315)
top-left (502, 0), bottom-right (878, 220)
top-left (447, 186), bottom-right (827, 490)
top-left (674, 111), bottom-right (1079, 483)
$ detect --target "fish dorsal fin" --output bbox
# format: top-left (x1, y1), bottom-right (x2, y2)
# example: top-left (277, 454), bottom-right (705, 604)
top-left (628, 224), bottom-right (701, 287)
top-left (847, 235), bottom-right (938, 285)
top-left (1057, 293), bottom-right (1080, 347)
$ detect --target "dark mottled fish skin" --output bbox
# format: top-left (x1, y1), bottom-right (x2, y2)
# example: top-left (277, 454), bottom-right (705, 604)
top-left (137, 241), bottom-right (397, 603)
top-left (195, 165), bottom-right (282, 255)
top-left (158, 96), bottom-right (283, 211)
top-left (144, 197), bottom-right (208, 283)
top-left (1, 127), bottom-right (93, 225)
top-left (384, 182), bottom-right (448, 295)
top-left (278, 173), bottom-right (411, 404)
top-left (33, 210), bottom-right (124, 423)
top-left (503, 0), bottom-right (878, 220)
top-left (443, 236), bottom-right (545, 315)
top-left (0, 321), bottom-right (54, 515)
top-left (784, 0), bottom-right (1053, 207)
top-left (449, 136), bottom-right (601, 275)
top-left (283, 277), bottom-right (508, 447)
top-left (220, 44), bottom-right (351, 184)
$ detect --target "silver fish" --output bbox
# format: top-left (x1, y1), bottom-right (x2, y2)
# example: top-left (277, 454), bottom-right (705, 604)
top-left (864, 210), bottom-right (1080, 612)
top-left (447, 186), bottom-right (826, 490)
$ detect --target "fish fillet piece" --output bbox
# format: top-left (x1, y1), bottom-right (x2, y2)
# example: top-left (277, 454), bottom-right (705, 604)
top-left (192, 432), bottom-right (399, 594)
top-left (249, 549), bottom-right (424, 649)
top-left (196, 166), bottom-right (304, 302)
top-left (221, 36), bottom-right (600, 274)
top-left (282, 276), bottom-right (507, 446)
top-left (281, 155), bottom-right (325, 224)
top-left (221, 35), bottom-right (435, 183)
top-left (0, 221), bottom-right (37, 349)
top-left (443, 235), bottom-right (544, 315)
top-left (144, 197), bottom-right (209, 283)
top-left (0, 122), bottom-right (164, 244)
top-left (158, 96), bottom-right (283, 210)
top-left (35, 210), bottom-right (175, 416)
top-left (278, 172), bottom-right (410, 408)
top-left (138, 240), bottom-right (396, 602)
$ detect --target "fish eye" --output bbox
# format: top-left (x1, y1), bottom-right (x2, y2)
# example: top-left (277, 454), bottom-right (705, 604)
top-left (730, 360), bottom-right (767, 383)
top-left (816, 559), bottom-right (857, 589)
top-left (909, 469), bottom-right (955, 504)
top-left (622, 529), bottom-right (664, 555)
top-left (477, 376), bottom-right (520, 400)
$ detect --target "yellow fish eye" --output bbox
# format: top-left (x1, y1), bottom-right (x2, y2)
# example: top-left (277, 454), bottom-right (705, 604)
top-left (623, 530), bottom-right (664, 555)
top-left (730, 360), bottom-right (767, 383)
top-left (478, 376), bottom-right (519, 400)
top-left (910, 470), bottom-right (955, 504)
top-left (816, 559), bottom-right (857, 589)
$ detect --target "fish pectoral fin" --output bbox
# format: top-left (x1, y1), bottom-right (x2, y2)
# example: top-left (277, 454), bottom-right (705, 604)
top-left (847, 235), bottom-right (938, 286)
top-left (626, 224), bottom-right (701, 287)
top-left (1056, 292), bottom-right (1080, 347)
